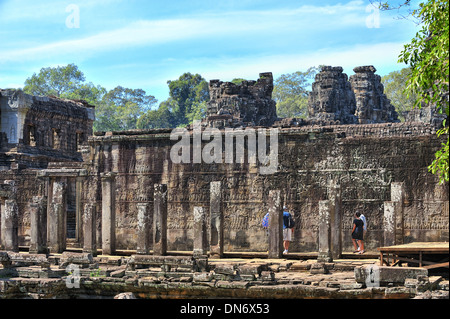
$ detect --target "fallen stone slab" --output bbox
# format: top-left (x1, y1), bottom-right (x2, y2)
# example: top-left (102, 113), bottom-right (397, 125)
top-left (237, 263), bottom-right (266, 276)
top-left (213, 263), bottom-right (236, 275)
top-left (310, 262), bottom-right (329, 274)
top-left (114, 292), bottom-right (136, 299)
top-left (354, 265), bottom-right (428, 287)
top-left (127, 255), bottom-right (203, 272)
top-left (59, 252), bottom-right (94, 269)
top-left (7, 252), bottom-right (49, 269)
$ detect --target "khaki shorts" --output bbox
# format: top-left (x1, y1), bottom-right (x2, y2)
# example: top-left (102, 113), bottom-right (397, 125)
top-left (283, 228), bottom-right (292, 241)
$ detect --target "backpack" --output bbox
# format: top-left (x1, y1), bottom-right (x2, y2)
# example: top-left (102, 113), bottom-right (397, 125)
top-left (262, 213), bottom-right (269, 228)
top-left (287, 214), bottom-right (295, 228)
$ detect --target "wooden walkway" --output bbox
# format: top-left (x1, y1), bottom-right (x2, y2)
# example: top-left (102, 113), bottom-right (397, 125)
top-left (378, 242), bottom-right (449, 269)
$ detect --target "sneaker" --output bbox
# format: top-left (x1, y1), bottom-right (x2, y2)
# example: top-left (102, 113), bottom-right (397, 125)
top-left (283, 250), bottom-right (288, 254)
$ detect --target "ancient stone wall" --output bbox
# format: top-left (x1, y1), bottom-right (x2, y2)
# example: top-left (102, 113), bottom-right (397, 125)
top-left (73, 126), bottom-right (448, 253)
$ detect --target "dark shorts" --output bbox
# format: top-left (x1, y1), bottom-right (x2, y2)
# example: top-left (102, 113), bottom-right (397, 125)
top-left (352, 231), bottom-right (363, 240)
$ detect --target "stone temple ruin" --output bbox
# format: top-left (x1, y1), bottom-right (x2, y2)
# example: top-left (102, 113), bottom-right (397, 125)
top-left (308, 66), bottom-right (398, 124)
top-left (0, 66), bottom-right (448, 299)
top-left (206, 72), bottom-right (278, 128)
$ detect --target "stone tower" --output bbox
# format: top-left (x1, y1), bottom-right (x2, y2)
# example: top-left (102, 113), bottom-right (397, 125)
top-left (349, 65), bottom-right (399, 124)
top-left (308, 66), bottom-right (357, 124)
top-left (206, 72), bottom-right (278, 128)
top-left (307, 65), bottom-right (399, 124)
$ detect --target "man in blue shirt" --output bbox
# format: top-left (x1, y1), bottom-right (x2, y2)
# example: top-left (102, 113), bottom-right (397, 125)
top-left (282, 206), bottom-right (294, 254)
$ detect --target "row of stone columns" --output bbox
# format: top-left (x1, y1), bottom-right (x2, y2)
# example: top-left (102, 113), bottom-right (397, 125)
top-left (88, 179), bottom-right (405, 258)
top-left (134, 182), bottom-right (224, 258)
top-left (0, 177), bottom-right (406, 259)
top-left (132, 184), bottom-right (168, 256)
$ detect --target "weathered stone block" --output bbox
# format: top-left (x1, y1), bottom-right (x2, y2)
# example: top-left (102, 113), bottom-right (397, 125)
top-left (59, 252), bottom-right (94, 269)
top-left (354, 265), bottom-right (428, 286)
top-left (310, 262), bottom-right (330, 274)
top-left (6, 252), bottom-right (49, 269)
top-left (214, 263), bottom-right (236, 275)
top-left (238, 264), bottom-right (265, 276)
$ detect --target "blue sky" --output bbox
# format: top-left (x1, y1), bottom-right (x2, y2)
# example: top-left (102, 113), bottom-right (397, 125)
top-left (0, 0), bottom-right (420, 105)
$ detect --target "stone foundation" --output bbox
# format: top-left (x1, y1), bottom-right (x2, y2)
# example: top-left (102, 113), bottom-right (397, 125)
top-left (0, 251), bottom-right (448, 299)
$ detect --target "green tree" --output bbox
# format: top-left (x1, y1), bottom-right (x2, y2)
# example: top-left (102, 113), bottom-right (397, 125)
top-left (273, 67), bottom-right (320, 118)
top-left (65, 82), bottom-right (107, 106)
top-left (393, 0), bottom-right (449, 183)
top-left (96, 86), bottom-right (158, 131)
top-left (166, 72), bottom-right (209, 127)
top-left (381, 67), bottom-right (418, 121)
top-left (137, 101), bottom-right (175, 129)
top-left (24, 63), bottom-right (86, 97)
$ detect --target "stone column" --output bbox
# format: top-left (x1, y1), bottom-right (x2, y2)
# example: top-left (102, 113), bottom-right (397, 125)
top-left (268, 190), bottom-right (283, 258)
top-left (136, 203), bottom-right (151, 255)
top-left (0, 199), bottom-right (19, 252)
top-left (83, 203), bottom-right (97, 256)
top-left (75, 176), bottom-right (85, 242)
top-left (47, 178), bottom-right (67, 253)
top-left (153, 184), bottom-right (167, 256)
top-left (328, 181), bottom-right (342, 259)
top-left (209, 181), bottom-right (223, 258)
top-left (318, 200), bottom-right (332, 262)
top-left (383, 202), bottom-right (396, 247)
top-left (193, 207), bottom-right (208, 257)
top-left (383, 182), bottom-right (405, 246)
top-left (101, 172), bottom-right (116, 255)
top-left (29, 196), bottom-right (47, 254)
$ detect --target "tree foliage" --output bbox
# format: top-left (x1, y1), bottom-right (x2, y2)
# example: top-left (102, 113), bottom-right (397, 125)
top-left (166, 72), bottom-right (209, 127)
top-left (394, 0), bottom-right (449, 183)
top-left (381, 67), bottom-right (418, 121)
top-left (24, 63), bottom-right (86, 97)
top-left (273, 67), bottom-right (320, 118)
top-left (97, 86), bottom-right (157, 131)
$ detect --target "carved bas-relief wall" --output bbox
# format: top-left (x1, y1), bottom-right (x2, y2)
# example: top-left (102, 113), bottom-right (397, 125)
top-left (84, 126), bottom-right (448, 253)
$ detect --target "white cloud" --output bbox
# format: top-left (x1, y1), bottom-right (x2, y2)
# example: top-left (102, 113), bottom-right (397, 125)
top-left (0, 0), bottom-right (123, 22)
top-left (0, 0), bottom-right (381, 63)
top-left (193, 42), bottom-right (406, 80)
